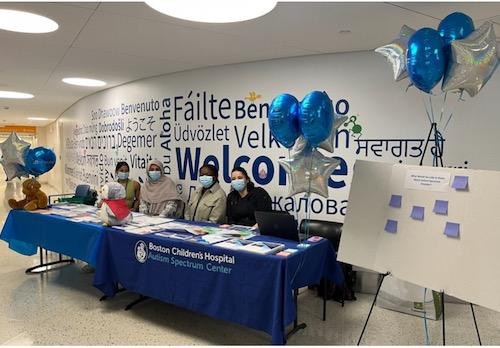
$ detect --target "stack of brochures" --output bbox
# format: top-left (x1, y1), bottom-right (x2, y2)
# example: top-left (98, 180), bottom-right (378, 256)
top-left (239, 241), bottom-right (285, 255)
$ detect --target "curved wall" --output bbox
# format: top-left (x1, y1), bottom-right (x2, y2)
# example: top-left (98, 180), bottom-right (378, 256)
top-left (57, 51), bottom-right (500, 221)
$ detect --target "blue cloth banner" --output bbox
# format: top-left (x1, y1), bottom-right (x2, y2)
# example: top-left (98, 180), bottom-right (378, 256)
top-left (94, 226), bottom-right (344, 344)
top-left (0, 210), bottom-right (105, 266)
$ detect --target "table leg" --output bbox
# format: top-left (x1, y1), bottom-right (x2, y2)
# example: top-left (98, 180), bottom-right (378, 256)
top-left (100, 287), bottom-right (126, 301)
top-left (25, 247), bottom-right (75, 274)
top-left (286, 289), bottom-right (307, 341)
top-left (323, 278), bottom-right (327, 321)
top-left (124, 295), bottom-right (150, 310)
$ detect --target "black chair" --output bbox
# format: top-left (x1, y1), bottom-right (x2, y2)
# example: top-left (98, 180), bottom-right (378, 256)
top-left (299, 219), bottom-right (343, 251)
top-left (300, 219), bottom-right (357, 306)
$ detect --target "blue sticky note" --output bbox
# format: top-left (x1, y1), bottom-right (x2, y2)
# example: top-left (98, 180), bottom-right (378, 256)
top-left (444, 222), bottom-right (460, 238)
top-left (452, 175), bottom-right (469, 190)
top-left (411, 206), bottom-right (425, 220)
top-left (389, 194), bottom-right (402, 208)
top-left (384, 219), bottom-right (398, 233)
top-left (433, 200), bottom-right (448, 215)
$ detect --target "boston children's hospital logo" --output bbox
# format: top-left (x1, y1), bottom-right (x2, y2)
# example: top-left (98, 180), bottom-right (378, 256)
top-left (135, 240), bottom-right (148, 263)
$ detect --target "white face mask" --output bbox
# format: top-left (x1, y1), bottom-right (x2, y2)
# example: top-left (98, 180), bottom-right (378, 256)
top-left (231, 179), bottom-right (246, 192)
top-left (199, 175), bottom-right (214, 188)
top-left (117, 172), bottom-right (129, 180)
top-left (148, 170), bottom-right (161, 181)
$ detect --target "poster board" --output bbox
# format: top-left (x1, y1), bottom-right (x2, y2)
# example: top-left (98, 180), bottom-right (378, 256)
top-left (338, 160), bottom-right (500, 312)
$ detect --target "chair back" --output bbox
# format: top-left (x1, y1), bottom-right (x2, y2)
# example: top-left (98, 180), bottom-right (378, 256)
top-left (300, 219), bottom-right (343, 251)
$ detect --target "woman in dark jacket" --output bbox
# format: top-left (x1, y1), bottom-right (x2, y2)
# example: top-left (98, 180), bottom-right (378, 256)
top-left (226, 166), bottom-right (272, 226)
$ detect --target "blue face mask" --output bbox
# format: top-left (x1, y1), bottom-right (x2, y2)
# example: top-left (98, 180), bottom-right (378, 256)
top-left (148, 170), bottom-right (161, 181)
top-left (117, 172), bottom-right (129, 180)
top-left (199, 175), bottom-right (214, 188)
top-left (231, 179), bottom-right (247, 192)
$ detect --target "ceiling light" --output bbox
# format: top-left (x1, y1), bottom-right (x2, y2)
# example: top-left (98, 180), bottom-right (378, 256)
top-left (27, 117), bottom-right (50, 121)
top-left (145, 0), bottom-right (277, 23)
top-left (62, 77), bottom-right (107, 87)
top-left (0, 9), bottom-right (58, 33)
top-left (0, 90), bottom-right (34, 99)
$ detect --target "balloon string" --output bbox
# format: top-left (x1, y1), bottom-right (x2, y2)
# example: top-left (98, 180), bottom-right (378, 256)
top-left (438, 92), bottom-right (448, 127)
top-left (428, 95), bottom-right (435, 124)
top-left (422, 94), bottom-right (445, 166)
top-left (302, 147), bottom-right (315, 243)
top-left (431, 129), bottom-right (445, 167)
top-left (443, 113), bottom-right (454, 133)
top-left (290, 147), bottom-right (314, 285)
top-left (288, 149), bottom-right (299, 225)
top-left (422, 94), bottom-right (433, 125)
top-left (442, 92), bottom-right (461, 133)
top-left (422, 94), bottom-right (438, 167)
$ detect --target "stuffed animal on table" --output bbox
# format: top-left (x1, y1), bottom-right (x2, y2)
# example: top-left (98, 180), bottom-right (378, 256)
top-left (97, 182), bottom-right (133, 226)
top-left (8, 178), bottom-right (48, 211)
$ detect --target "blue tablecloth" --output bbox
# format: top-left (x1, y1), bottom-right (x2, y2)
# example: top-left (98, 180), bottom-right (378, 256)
top-left (0, 210), bottom-right (105, 266)
top-left (94, 225), bottom-right (344, 344)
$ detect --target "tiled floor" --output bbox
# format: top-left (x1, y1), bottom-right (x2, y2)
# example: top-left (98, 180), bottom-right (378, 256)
top-left (0, 178), bottom-right (499, 345)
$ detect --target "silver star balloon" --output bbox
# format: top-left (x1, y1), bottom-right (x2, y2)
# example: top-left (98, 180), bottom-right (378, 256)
top-left (0, 132), bottom-right (30, 166)
top-left (442, 22), bottom-right (498, 97)
top-left (0, 159), bottom-right (28, 181)
top-left (375, 25), bottom-right (416, 81)
top-left (293, 115), bottom-right (348, 153)
top-left (279, 145), bottom-right (341, 198)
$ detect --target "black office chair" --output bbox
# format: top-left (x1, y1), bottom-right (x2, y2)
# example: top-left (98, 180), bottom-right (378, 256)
top-left (300, 219), bottom-right (356, 305)
top-left (299, 219), bottom-right (343, 250)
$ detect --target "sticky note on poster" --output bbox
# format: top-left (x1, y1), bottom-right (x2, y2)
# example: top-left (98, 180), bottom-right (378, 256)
top-left (411, 206), bottom-right (425, 221)
top-left (433, 200), bottom-right (448, 215)
top-left (444, 222), bottom-right (460, 238)
top-left (452, 175), bottom-right (469, 190)
top-left (405, 170), bottom-right (451, 192)
top-left (389, 194), bottom-right (402, 208)
top-left (384, 219), bottom-right (398, 233)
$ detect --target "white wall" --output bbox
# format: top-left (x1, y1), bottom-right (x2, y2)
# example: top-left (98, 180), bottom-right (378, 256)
top-left (46, 50), bottom-right (500, 221)
top-left (41, 121), bottom-right (63, 190)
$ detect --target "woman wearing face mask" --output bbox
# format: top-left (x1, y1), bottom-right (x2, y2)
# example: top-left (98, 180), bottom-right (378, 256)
top-left (139, 160), bottom-right (183, 217)
top-left (115, 161), bottom-right (141, 212)
top-left (226, 166), bottom-right (272, 226)
top-left (184, 164), bottom-right (226, 224)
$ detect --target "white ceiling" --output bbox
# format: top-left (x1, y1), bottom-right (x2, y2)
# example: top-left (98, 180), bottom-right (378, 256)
top-left (0, 1), bottom-right (499, 126)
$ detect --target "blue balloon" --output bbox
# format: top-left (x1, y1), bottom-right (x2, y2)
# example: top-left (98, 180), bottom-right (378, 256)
top-left (24, 147), bottom-right (56, 177)
top-left (299, 91), bottom-right (333, 147)
top-left (407, 28), bottom-right (446, 93)
top-left (438, 12), bottom-right (474, 49)
top-left (268, 93), bottom-right (300, 148)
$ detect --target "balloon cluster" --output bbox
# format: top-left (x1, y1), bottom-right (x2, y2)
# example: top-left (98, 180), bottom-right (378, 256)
top-left (0, 132), bottom-right (56, 181)
top-left (376, 12), bottom-right (498, 97)
top-left (268, 91), bottom-right (346, 198)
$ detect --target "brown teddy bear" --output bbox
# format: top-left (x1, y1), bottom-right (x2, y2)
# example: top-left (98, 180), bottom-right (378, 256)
top-left (8, 178), bottom-right (48, 211)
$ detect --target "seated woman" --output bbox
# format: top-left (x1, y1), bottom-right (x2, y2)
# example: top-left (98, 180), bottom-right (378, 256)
top-left (139, 160), bottom-right (183, 217)
top-left (184, 164), bottom-right (226, 224)
top-left (115, 161), bottom-right (140, 212)
top-left (226, 166), bottom-right (272, 227)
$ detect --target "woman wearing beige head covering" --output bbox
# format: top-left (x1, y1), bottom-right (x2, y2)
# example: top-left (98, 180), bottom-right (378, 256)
top-left (139, 160), bottom-right (183, 217)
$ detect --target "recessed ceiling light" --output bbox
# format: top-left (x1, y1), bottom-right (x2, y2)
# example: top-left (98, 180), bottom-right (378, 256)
top-left (62, 77), bottom-right (107, 87)
top-left (145, 0), bottom-right (277, 23)
top-left (0, 90), bottom-right (34, 99)
top-left (27, 117), bottom-right (50, 121)
top-left (0, 9), bottom-right (58, 33)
